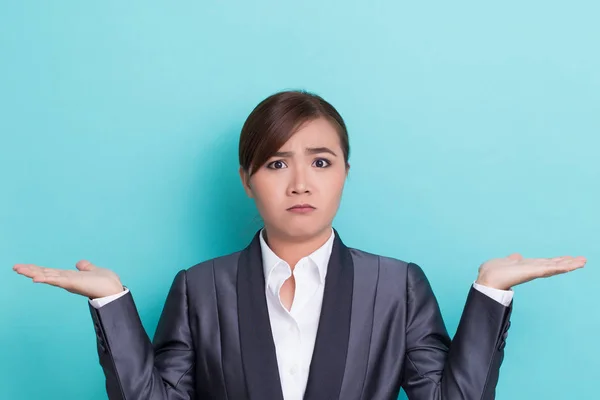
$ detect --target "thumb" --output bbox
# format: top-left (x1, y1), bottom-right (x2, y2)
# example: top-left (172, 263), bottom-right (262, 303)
top-left (507, 253), bottom-right (523, 261)
top-left (75, 260), bottom-right (96, 271)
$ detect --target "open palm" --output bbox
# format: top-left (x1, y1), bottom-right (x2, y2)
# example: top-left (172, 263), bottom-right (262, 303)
top-left (477, 253), bottom-right (587, 290)
top-left (13, 260), bottom-right (123, 299)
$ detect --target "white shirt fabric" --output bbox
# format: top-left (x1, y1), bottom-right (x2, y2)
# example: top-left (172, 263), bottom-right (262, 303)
top-left (89, 229), bottom-right (513, 400)
top-left (260, 229), bottom-right (334, 400)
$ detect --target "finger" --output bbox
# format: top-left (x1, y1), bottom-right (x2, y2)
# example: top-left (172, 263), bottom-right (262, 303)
top-left (529, 256), bottom-right (578, 266)
top-left (574, 255), bottom-right (587, 264)
top-left (567, 256), bottom-right (587, 269)
top-left (32, 268), bottom-right (61, 282)
top-left (550, 256), bottom-right (586, 268)
top-left (42, 268), bottom-right (63, 278)
top-left (507, 253), bottom-right (523, 261)
top-left (547, 256), bottom-right (585, 267)
top-left (13, 264), bottom-right (70, 284)
top-left (540, 260), bottom-right (585, 278)
top-left (34, 273), bottom-right (72, 288)
top-left (35, 269), bottom-right (76, 287)
top-left (75, 260), bottom-right (96, 272)
top-left (13, 264), bottom-right (45, 279)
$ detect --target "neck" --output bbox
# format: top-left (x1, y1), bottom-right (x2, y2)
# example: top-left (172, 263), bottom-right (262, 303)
top-left (263, 226), bottom-right (332, 269)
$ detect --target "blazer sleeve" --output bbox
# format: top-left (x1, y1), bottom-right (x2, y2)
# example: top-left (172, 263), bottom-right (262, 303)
top-left (401, 262), bottom-right (512, 400)
top-left (89, 269), bottom-right (195, 400)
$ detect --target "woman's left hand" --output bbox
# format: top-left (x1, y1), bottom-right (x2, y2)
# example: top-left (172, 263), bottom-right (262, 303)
top-left (476, 253), bottom-right (587, 290)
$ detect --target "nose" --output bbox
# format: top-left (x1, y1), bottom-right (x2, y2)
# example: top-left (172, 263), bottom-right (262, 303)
top-left (287, 166), bottom-right (311, 196)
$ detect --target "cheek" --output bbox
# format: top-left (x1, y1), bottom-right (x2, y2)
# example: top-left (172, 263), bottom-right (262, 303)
top-left (320, 173), bottom-right (346, 204)
top-left (252, 180), bottom-right (283, 213)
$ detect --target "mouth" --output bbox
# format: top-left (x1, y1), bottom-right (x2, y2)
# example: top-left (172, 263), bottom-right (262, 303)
top-left (287, 204), bottom-right (316, 214)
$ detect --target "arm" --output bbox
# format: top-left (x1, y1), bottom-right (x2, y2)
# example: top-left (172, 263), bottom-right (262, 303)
top-left (401, 263), bottom-right (511, 400)
top-left (89, 270), bottom-right (195, 400)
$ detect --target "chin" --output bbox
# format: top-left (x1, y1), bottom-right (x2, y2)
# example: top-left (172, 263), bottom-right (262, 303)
top-left (273, 223), bottom-right (329, 242)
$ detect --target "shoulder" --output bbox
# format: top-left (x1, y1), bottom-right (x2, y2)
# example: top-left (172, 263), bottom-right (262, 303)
top-left (181, 249), bottom-right (243, 283)
top-left (348, 247), bottom-right (427, 282)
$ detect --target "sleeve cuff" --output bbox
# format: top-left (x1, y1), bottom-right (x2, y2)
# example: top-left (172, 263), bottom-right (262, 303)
top-left (89, 287), bottom-right (130, 309)
top-left (472, 282), bottom-right (513, 307)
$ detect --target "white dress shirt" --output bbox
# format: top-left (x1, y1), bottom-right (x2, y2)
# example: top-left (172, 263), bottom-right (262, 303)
top-left (89, 230), bottom-right (513, 400)
top-left (260, 229), bottom-right (334, 400)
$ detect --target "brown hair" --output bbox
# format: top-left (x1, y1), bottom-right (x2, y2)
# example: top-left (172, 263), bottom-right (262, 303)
top-left (238, 90), bottom-right (350, 176)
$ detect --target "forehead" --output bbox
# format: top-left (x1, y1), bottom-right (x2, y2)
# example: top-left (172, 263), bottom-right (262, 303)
top-left (280, 118), bottom-right (341, 148)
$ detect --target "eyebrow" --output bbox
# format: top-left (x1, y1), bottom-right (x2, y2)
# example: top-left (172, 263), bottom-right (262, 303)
top-left (273, 147), bottom-right (338, 158)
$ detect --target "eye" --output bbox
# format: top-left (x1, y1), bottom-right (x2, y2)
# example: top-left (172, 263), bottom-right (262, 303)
top-left (312, 158), bottom-right (331, 168)
top-left (267, 160), bottom-right (287, 169)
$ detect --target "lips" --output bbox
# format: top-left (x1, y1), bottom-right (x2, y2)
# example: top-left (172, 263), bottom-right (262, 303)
top-left (287, 204), bottom-right (316, 213)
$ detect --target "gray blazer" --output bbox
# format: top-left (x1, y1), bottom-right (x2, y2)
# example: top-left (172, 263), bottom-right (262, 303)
top-left (89, 230), bottom-right (512, 399)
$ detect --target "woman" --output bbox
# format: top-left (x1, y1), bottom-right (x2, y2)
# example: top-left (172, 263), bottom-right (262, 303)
top-left (13, 90), bottom-right (586, 400)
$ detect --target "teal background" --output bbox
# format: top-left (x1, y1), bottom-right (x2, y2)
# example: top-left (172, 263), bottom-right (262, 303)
top-left (1, 1), bottom-right (599, 399)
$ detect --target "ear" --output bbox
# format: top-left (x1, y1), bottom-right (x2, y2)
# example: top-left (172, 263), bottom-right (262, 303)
top-left (345, 162), bottom-right (351, 177)
top-left (239, 166), bottom-right (254, 198)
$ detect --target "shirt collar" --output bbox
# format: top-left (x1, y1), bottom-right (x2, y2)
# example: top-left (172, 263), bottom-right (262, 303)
top-left (259, 228), bottom-right (335, 284)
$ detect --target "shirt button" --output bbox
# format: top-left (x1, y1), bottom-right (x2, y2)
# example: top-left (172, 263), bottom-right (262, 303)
top-left (290, 364), bottom-right (299, 375)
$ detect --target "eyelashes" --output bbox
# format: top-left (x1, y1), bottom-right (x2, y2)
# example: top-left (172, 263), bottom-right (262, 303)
top-left (312, 158), bottom-right (331, 168)
top-left (267, 160), bottom-right (287, 170)
top-left (266, 158), bottom-right (332, 170)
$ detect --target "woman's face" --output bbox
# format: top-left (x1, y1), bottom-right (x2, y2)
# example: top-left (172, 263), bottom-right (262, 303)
top-left (241, 118), bottom-right (349, 241)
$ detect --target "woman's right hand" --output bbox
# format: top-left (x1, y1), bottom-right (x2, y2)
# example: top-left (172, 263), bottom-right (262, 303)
top-left (13, 260), bottom-right (124, 299)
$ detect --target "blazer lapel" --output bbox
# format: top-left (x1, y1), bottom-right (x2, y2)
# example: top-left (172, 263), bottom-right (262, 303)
top-left (339, 250), bottom-right (379, 400)
top-left (237, 231), bottom-right (285, 400)
top-left (303, 230), bottom-right (354, 400)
